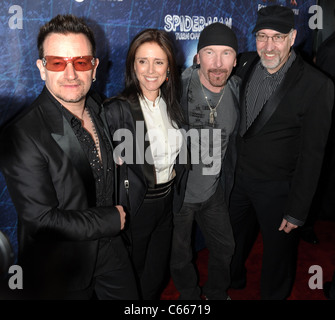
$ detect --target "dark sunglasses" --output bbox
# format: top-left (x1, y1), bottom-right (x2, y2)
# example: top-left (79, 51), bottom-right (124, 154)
top-left (42, 55), bottom-right (96, 72)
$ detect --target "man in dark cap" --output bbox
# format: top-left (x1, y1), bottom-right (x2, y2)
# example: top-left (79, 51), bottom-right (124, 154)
top-left (229, 5), bottom-right (334, 299)
top-left (170, 22), bottom-right (240, 300)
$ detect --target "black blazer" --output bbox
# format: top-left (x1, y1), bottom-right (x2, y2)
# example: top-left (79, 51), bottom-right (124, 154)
top-left (102, 97), bottom-right (189, 215)
top-left (236, 52), bottom-right (334, 224)
top-left (316, 31), bottom-right (335, 81)
top-left (0, 87), bottom-right (123, 295)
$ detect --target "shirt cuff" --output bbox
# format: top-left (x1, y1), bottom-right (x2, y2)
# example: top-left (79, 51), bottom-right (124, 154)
top-left (283, 214), bottom-right (304, 227)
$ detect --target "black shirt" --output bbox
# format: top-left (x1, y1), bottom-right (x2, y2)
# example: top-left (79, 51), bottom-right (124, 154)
top-left (246, 50), bottom-right (296, 129)
top-left (61, 97), bottom-right (114, 208)
top-left (55, 94), bottom-right (119, 276)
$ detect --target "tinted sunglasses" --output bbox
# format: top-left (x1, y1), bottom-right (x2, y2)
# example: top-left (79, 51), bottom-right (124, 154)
top-left (42, 55), bottom-right (96, 72)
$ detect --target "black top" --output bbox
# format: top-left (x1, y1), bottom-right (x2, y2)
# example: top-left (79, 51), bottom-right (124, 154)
top-left (60, 102), bottom-right (114, 207)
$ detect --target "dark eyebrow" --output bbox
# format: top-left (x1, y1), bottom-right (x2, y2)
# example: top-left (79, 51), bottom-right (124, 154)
top-left (135, 57), bottom-right (167, 61)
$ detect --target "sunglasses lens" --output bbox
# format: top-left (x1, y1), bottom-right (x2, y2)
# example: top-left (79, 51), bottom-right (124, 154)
top-left (73, 57), bottom-right (94, 71)
top-left (45, 57), bottom-right (67, 71)
top-left (43, 56), bottom-right (94, 72)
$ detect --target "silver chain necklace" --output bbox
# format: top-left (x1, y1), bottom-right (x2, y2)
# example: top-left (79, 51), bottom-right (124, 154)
top-left (85, 108), bottom-right (101, 161)
top-left (200, 83), bottom-right (225, 127)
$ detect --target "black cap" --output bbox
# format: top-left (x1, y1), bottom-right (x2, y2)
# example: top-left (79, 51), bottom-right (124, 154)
top-left (253, 5), bottom-right (295, 34)
top-left (197, 22), bottom-right (238, 53)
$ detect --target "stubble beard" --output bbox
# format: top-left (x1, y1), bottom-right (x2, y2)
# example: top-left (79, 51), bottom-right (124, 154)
top-left (56, 80), bottom-right (87, 105)
top-left (56, 93), bottom-right (86, 104)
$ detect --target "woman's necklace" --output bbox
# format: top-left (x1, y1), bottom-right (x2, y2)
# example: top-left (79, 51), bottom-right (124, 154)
top-left (200, 83), bottom-right (225, 127)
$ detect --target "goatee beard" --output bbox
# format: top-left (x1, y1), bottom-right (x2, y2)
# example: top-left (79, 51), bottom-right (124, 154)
top-left (260, 51), bottom-right (281, 70)
top-left (208, 69), bottom-right (228, 87)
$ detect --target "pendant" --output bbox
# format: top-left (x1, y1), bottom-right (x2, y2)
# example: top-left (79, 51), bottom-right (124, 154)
top-left (209, 111), bottom-right (215, 125)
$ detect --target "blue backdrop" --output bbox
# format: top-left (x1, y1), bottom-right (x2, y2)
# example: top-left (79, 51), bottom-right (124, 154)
top-left (0, 0), bottom-right (316, 260)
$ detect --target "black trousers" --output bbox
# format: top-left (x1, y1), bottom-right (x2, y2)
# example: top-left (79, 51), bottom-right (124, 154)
top-left (128, 189), bottom-right (173, 300)
top-left (64, 266), bottom-right (139, 300)
top-left (229, 174), bottom-right (299, 300)
top-left (64, 237), bottom-right (139, 300)
top-left (170, 184), bottom-right (235, 300)
top-left (21, 237), bottom-right (139, 300)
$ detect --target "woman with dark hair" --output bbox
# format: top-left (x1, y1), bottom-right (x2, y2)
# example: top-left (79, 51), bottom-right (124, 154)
top-left (103, 29), bottom-right (188, 300)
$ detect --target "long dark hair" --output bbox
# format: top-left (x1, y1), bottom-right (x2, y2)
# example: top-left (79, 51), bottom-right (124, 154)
top-left (120, 29), bottom-right (183, 127)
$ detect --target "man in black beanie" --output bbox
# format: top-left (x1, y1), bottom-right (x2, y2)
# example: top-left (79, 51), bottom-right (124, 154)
top-left (229, 5), bottom-right (334, 299)
top-left (170, 22), bottom-right (240, 300)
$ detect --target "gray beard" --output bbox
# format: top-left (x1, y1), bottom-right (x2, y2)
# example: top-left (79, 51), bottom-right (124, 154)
top-left (260, 54), bottom-right (281, 71)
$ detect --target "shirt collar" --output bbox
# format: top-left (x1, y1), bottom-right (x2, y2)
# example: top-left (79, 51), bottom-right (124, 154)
top-left (139, 91), bottom-right (162, 112)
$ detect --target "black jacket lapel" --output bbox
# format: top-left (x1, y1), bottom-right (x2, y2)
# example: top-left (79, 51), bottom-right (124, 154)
top-left (39, 88), bottom-right (96, 206)
top-left (240, 54), bottom-right (304, 138)
top-left (128, 101), bottom-right (156, 188)
top-left (238, 55), bottom-right (260, 136)
top-left (51, 117), bottom-right (96, 206)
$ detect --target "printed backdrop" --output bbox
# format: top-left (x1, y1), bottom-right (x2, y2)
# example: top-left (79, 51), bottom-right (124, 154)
top-left (0, 0), bottom-right (316, 259)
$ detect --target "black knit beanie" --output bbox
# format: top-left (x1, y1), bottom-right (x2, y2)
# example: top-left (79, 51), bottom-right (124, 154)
top-left (197, 22), bottom-right (238, 53)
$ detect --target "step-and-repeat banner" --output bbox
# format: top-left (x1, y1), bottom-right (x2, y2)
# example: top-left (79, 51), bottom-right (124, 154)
top-left (0, 0), bottom-right (316, 259)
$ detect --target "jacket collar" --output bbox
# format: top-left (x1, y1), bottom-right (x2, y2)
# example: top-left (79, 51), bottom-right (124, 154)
top-left (37, 86), bottom-right (64, 135)
top-left (128, 99), bottom-right (156, 188)
top-left (38, 87), bottom-right (97, 206)
top-left (38, 87), bottom-right (104, 134)
top-left (240, 53), bottom-right (304, 137)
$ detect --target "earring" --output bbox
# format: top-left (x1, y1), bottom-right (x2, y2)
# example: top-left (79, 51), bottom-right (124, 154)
top-left (166, 70), bottom-right (170, 82)
top-left (92, 78), bottom-right (96, 83)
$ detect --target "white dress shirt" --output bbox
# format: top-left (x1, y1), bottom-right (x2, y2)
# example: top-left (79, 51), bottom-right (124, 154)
top-left (139, 94), bottom-right (182, 184)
